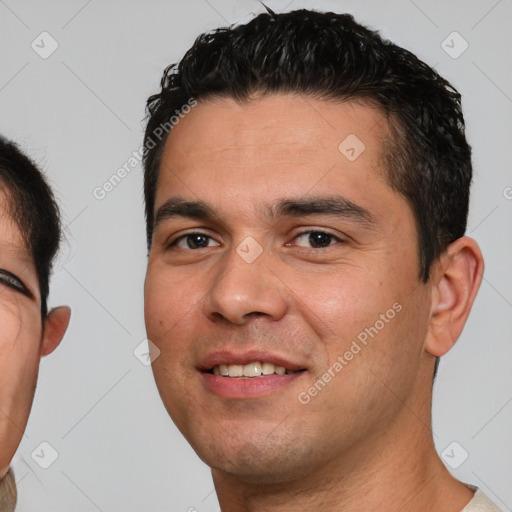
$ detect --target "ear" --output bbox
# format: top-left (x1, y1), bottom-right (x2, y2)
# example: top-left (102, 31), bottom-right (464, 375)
top-left (40, 306), bottom-right (71, 356)
top-left (425, 237), bottom-right (484, 358)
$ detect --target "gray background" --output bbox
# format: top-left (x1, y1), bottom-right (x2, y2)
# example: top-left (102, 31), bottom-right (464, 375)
top-left (0, 0), bottom-right (510, 510)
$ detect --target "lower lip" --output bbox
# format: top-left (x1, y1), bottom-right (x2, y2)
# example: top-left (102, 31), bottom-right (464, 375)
top-left (202, 372), bottom-right (304, 398)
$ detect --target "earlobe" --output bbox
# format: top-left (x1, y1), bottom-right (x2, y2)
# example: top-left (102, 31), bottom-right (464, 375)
top-left (425, 237), bottom-right (484, 358)
top-left (41, 306), bottom-right (71, 356)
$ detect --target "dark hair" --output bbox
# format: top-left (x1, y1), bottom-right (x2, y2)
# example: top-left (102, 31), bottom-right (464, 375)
top-left (0, 137), bottom-right (62, 318)
top-left (143, 8), bottom-right (472, 284)
top-left (143, 9), bottom-right (473, 377)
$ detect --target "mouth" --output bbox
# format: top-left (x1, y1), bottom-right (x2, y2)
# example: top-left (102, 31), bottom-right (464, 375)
top-left (207, 361), bottom-right (302, 378)
top-left (199, 352), bottom-right (307, 398)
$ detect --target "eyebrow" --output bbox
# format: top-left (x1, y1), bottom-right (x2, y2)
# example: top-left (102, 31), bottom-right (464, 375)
top-left (154, 198), bottom-right (218, 228)
top-left (268, 196), bottom-right (376, 226)
top-left (154, 195), bottom-right (376, 230)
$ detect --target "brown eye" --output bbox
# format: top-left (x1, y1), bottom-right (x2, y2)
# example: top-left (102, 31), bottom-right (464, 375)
top-left (170, 233), bottom-right (220, 250)
top-left (293, 231), bottom-right (341, 249)
top-left (185, 234), bottom-right (210, 249)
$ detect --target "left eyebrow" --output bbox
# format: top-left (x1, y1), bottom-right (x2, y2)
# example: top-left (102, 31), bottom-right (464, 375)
top-left (266, 195), bottom-right (377, 228)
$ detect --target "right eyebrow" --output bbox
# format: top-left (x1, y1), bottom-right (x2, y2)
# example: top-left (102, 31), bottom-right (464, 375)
top-left (153, 197), bottom-right (218, 230)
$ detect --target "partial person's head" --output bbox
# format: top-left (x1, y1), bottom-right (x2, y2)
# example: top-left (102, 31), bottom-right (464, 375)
top-left (143, 9), bottom-right (483, 484)
top-left (0, 137), bottom-right (70, 480)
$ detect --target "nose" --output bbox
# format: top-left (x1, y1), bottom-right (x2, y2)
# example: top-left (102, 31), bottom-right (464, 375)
top-left (203, 242), bottom-right (289, 325)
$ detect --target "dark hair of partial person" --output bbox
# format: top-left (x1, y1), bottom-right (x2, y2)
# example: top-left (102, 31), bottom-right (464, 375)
top-left (0, 136), bottom-right (62, 318)
top-left (143, 8), bottom-right (473, 376)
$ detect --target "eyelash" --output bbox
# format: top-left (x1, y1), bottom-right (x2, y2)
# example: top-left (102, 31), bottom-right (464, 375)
top-left (0, 269), bottom-right (30, 296)
top-left (168, 230), bottom-right (343, 250)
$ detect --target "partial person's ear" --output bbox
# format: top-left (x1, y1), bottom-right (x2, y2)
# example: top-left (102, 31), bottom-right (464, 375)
top-left (425, 237), bottom-right (484, 358)
top-left (40, 306), bottom-right (71, 356)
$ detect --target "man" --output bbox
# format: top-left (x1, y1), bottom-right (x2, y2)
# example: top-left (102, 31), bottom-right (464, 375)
top-left (142, 9), bottom-right (499, 511)
top-left (0, 137), bottom-right (70, 511)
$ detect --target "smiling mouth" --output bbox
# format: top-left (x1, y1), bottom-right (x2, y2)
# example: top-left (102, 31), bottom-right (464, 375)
top-left (207, 361), bottom-right (305, 378)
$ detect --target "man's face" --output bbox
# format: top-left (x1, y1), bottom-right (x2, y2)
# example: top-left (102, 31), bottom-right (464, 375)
top-left (0, 192), bottom-right (43, 477)
top-left (144, 94), bottom-right (433, 482)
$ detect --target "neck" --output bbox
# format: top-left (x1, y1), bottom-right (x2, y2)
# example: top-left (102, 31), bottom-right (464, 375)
top-left (212, 374), bottom-right (474, 511)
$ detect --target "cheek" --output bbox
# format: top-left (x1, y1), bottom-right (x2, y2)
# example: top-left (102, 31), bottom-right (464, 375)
top-left (0, 307), bottom-right (42, 470)
top-left (144, 267), bottom-right (205, 424)
top-left (144, 264), bottom-right (203, 365)
top-left (290, 258), bottom-right (427, 379)
top-left (0, 308), bottom-right (42, 391)
top-left (289, 266), bottom-right (400, 344)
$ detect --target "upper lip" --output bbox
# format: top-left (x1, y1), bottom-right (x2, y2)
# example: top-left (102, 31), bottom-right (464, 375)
top-left (198, 350), bottom-right (307, 372)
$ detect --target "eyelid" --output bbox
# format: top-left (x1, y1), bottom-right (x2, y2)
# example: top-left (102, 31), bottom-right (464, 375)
top-left (293, 228), bottom-right (341, 237)
top-left (0, 269), bottom-right (31, 296)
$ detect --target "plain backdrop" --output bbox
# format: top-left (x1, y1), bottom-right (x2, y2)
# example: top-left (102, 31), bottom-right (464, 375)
top-left (0, 0), bottom-right (511, 510)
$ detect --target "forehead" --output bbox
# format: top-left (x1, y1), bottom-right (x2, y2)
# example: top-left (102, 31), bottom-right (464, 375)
top-left (155, 94), bottom-right (399, 221)
top-left (162, 94), bottom-right (389, 161)
top-left (0, 188), bottom-right (30, 259)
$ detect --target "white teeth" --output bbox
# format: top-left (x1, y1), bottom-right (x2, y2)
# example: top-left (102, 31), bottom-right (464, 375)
top-left (262, 362), bottom-right (275, 375)
top-left (227, 364), bottom-right (243, 377)
top-left (213, 364), bottom-right (231, 376)
top-left (243, 362), bottom-right (262, 377)
top-left (211, 361), bottom-right (297, 378)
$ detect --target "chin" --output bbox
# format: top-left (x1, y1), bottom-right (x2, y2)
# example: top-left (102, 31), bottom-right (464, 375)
top-left (212, 458), bottom-right (317, 485)
top-left (196, 436), bottom-right (317, 484)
